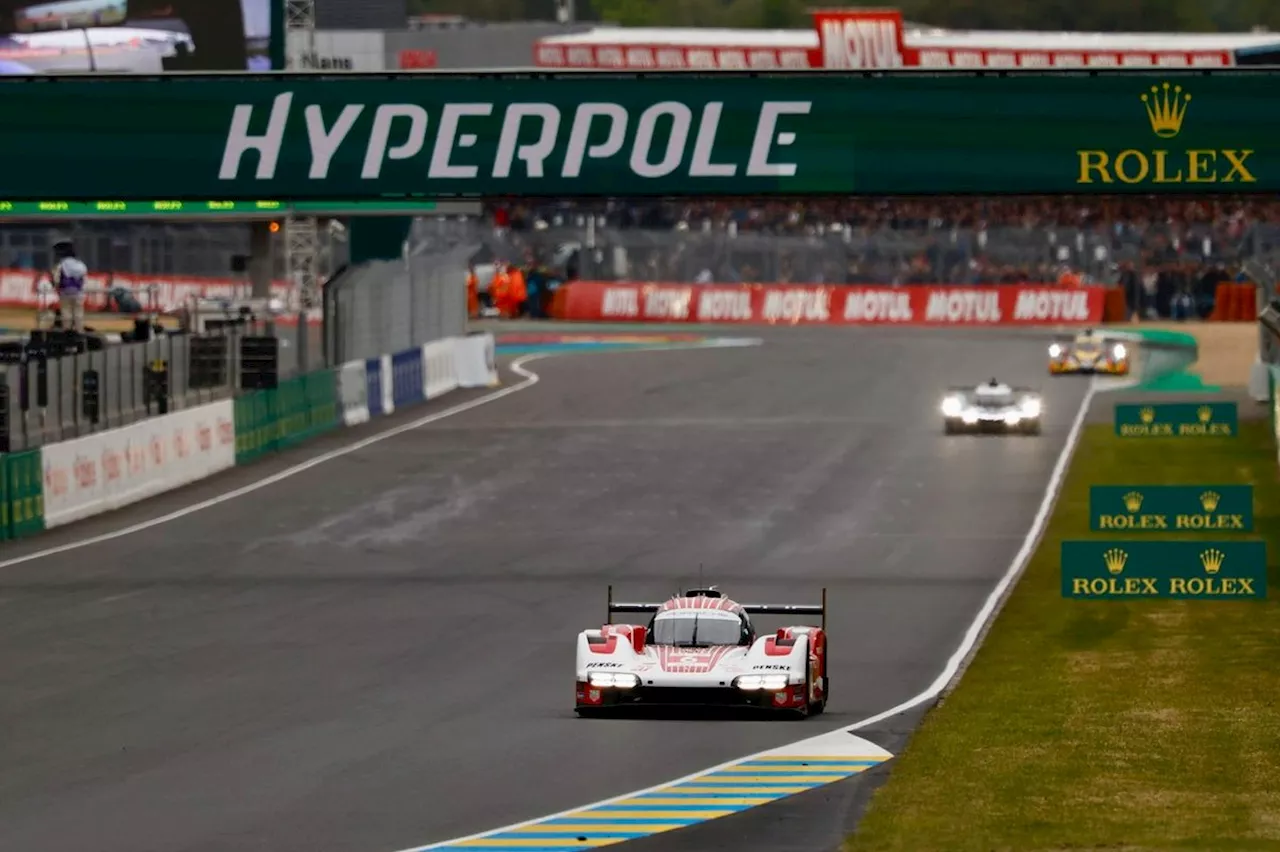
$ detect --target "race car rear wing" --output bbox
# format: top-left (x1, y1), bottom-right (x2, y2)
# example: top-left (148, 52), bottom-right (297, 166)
top-left (607, 585), bottom-right (827, 630)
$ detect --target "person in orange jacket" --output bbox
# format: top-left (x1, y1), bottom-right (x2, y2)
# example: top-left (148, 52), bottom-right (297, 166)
top-left (507, 264), bottom-right (528, 318)
top-left (466, 265), bottom-right (479, 318)
top-left (491, 263), bottom-right (512, 318)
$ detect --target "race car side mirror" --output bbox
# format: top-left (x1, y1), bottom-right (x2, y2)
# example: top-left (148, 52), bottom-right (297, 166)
top-left (632, 626), bottom-right (647, 653)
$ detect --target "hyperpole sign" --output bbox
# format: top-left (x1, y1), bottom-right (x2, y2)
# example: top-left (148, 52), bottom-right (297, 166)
top-left (0, 70), bottom-right (1275, 199)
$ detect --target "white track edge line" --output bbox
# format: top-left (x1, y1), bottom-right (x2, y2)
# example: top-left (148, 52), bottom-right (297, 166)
top-left (0, 339), bottom-right (761, 570)
top-left (399, 377), bottom-right (1099, 852)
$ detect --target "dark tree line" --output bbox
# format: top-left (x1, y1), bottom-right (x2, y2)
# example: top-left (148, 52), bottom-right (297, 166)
top-left (410, 0), bottom-right (1280, 32)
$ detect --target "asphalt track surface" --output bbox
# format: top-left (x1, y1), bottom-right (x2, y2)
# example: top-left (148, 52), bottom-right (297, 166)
top-left (0, 325), bottom-right (1091, 852)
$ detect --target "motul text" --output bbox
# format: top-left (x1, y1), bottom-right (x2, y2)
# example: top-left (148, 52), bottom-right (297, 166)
top-left (555, 282), bottom-right (1106, 326)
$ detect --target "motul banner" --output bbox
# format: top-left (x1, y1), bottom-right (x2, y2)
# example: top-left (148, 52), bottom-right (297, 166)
top-left (533, 43), bottom-right (812, 70)
top-left (552, 282), bottom-right (1106, 326)
top-left (810, 9), bottom-right (908, 69)
top-left (535, 8), bottom-right (1241, 71)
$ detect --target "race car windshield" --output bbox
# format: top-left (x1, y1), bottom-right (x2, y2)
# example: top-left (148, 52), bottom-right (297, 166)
top-left (651, 616), bottom-right (742, 647)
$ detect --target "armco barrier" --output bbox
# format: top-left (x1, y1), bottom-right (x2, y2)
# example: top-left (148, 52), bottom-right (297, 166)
top-left (549, 281), bottom-right (1107, 326)
top-left (339, 360), bottom-right (370, 426)
top-left (42, 400), bottom-right (235, 529)
top-left (3, 449), bottom-right (44, 539)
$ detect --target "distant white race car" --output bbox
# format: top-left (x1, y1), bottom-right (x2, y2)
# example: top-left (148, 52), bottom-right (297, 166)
top-left (575, 586), bottom-right (828, 719)
top-left (941, 378), bottom-right (1043, 435)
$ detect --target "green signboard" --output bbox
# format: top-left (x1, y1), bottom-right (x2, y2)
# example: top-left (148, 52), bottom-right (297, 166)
top-left (1089, 485), bottom-right (1253, 532)
top-left (1114, 402), bottom-right (1238, 437)
top-left (1061, 540), bottom-right (1267, 600)
top-left (0, 70), bottom-right (1275, 199)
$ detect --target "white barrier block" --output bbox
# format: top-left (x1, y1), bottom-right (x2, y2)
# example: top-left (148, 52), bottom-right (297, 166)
top-left (42, 400), bottom-right (236, 529)
top-left (340, 359), bottom-right (370, 425)
top-left (381, 353), bottom-right (395, 415)
top-left (455, 333), bottom-right (498, 388)
top-left (424, 339), bottom-right (459, 399)
top-left (1250, 359), bottom-right (1271, 403)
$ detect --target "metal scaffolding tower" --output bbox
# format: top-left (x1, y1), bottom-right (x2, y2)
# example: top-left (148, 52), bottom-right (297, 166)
top-left (283, 0), bottom-right (319, 308)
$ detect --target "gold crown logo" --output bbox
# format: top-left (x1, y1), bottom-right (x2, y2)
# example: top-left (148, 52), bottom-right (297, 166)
top-left (1139, 407), bottom-right (1155, 424)
top-left (1141, 82), bottom-right (1191, 139)
top-left (1200, 491), bottom-right (1220, 512)
top-left (1197, 405), bottom-right (1213, 423)
top-left (1103, 547), bottom-right (1128, 576)
top-left (1200, 547), bottom-right (1225, 575)
top-left (1123, 491), bottom-right (1144, 513)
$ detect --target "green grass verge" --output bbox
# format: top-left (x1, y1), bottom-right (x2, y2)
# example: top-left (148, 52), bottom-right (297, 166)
top-left (844, 419), bottom-right (1280, 852)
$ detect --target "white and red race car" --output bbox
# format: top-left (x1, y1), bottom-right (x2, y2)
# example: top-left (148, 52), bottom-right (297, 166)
top-left (575, 586), bottom-right (828, 718)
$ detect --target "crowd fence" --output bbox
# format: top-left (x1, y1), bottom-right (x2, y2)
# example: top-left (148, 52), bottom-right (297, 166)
top-left (322, 218), bottom-right (473, 365)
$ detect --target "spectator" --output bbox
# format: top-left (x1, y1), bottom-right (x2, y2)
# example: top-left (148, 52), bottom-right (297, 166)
top-left (476, 196), bottom-right (1280, 319)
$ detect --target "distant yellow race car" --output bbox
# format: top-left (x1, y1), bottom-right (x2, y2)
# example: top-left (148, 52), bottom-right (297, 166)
top-left (1048, 329), bottom-right (1130, 375)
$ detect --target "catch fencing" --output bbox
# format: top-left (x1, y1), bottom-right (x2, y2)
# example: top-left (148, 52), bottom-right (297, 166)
top-left (322, 217), bottom-right (473, 365)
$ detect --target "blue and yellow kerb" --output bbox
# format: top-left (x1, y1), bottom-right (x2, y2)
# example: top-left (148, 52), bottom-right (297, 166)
top-left (425, 754), bottom-right (889, 850)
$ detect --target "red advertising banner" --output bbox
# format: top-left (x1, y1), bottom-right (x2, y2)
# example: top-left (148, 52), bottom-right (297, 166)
top-left (551, 282), bottom-right (1107, 326)
top-left (533, 8), bottom-right (1241, 71)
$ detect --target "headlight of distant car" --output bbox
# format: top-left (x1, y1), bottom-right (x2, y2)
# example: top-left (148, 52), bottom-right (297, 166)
top-left (588, 672), bottom-right (639, 688)
top-left (1112, 343), bottom-right (1127, 359)
top-left (1048, 343), bottom-right (1063, 358)
top-left (1021, 398), bottom-right (1042, 418)
top-left (733, 674), bottom-right (789, 691)
top-left (941, 395), bottom-right (964, 417)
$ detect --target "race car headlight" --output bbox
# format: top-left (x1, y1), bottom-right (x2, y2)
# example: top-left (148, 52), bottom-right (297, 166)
top-left (1021, 398), bottom-right (1042, 418)
top-left (1004, 412), bottom-right (1021, 425)
top-left (733, 674), bottom-right (789, 691)
top-left (962, 411), bottom-right (978, 425)
top-left (1112, 343), bottom-right (1127, 359)
top-left (588, 672), bottom-right (639, 689)
top-left (1048, 343), bottom-right (1062, 358)
top-left (941, 395), bottom-right (963, 417)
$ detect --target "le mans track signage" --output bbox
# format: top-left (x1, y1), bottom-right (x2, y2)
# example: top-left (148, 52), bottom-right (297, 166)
top-left (1089, 485), bottom-right (1253, 533)
top-left (0, 71), bottom-right (1272, 199)
top-left (1061, 540), bottom-right (1267, 600)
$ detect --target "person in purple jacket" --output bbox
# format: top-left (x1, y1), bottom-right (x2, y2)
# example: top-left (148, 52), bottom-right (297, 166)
top-left (53, 240), bottom-right (88, 332)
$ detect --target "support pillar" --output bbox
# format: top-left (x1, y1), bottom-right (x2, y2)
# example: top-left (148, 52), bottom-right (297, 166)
top-left (248, 221), bottom-right (273, 299)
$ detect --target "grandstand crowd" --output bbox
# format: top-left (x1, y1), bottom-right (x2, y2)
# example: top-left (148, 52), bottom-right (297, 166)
top-left (484, 197), bottom-right (1279, 320)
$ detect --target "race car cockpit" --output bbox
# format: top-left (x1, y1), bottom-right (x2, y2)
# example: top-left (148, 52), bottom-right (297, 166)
top-left (646, 610), bottom-right (754, 647)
